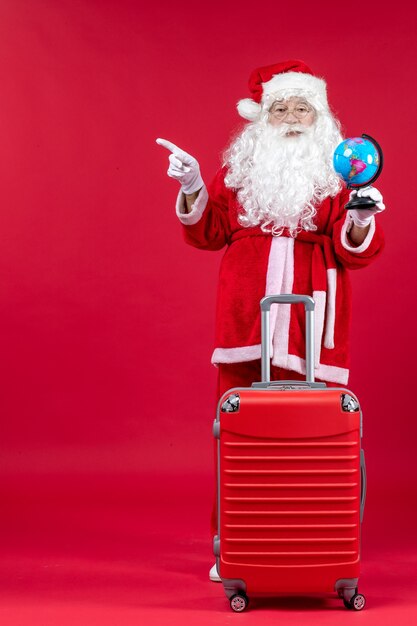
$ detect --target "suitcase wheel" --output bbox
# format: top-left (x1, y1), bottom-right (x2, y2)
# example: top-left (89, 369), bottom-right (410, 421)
top-left (230, 594), bottom-right (249, 612)
top-left (344, 593), bottom-right (366, 611)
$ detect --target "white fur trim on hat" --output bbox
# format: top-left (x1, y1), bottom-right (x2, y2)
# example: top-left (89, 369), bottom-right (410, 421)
top-left (237, 98), bottom-right (262, 121)
top-left (262, 71), bottom-right (327, 108)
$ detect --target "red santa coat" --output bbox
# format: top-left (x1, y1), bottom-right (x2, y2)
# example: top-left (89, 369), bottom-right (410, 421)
top-left (176, 168), bottom-right (384, 384)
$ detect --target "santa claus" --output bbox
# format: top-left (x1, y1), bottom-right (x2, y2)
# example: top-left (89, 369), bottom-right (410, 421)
top-left (157, 60), bottom-right (385, 580)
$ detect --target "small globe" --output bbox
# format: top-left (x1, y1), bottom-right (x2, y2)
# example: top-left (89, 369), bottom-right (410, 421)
top-left (333, 136), bottom-right (381, 187)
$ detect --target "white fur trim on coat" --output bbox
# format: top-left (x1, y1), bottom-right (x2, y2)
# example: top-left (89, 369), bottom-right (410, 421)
top-left (176, 185), bottom-right (208, 226)
top-left (312, 290), bottom-right (326, 367)
top-left (212, 344), bottom-right (262, 364)
top-left (211, 347), bottom-right (349, 385)
top-left (270, 238), bottom-right (294, 366)
top-left (266, 237), bottom-right (294, 358)
top-left (324, 268), bottom-right (337, 349)
top-left (275, 353), bottom-right (348, 385)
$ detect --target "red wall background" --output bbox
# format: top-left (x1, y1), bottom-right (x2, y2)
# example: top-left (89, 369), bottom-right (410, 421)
top-left (0, 1), bottom-right (416, 623)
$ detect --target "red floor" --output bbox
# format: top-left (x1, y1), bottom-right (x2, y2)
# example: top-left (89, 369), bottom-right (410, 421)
top-left (0, 472), bottom-right (416, 625)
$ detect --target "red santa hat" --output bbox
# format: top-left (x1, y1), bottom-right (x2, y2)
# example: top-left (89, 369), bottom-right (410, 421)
top-left (237, 60), bottom-right (329, 121)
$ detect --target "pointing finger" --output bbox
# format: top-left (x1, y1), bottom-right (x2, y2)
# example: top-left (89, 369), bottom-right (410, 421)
top-left (156, 137), bottom-right (195, 166)
top-left (156, 137), bottom-right (183, 154)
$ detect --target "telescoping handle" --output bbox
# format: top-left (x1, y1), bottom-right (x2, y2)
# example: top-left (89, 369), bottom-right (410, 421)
top-left (260, 295), bottom-right (315, 384)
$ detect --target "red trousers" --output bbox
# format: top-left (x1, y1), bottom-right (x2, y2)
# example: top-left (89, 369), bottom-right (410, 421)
top-left (211, 361), bottom-right (337, 537)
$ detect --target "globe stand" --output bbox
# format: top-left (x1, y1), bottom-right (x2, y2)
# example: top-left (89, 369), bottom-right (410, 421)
top-left (344, 195), bottom-right (377, 211)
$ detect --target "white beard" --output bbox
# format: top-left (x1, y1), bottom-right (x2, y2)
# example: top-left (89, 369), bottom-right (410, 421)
top-left (224, 113), bottom-right (343, 236)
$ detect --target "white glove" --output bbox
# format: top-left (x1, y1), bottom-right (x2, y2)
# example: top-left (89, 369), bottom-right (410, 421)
top-left (156, 137), bottom-right (204, 195)
top-left (348, 186), bottom-right (385, 228)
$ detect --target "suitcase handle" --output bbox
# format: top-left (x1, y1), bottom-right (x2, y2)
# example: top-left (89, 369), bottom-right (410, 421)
top-left (260, 295), bottom-right (315, 384)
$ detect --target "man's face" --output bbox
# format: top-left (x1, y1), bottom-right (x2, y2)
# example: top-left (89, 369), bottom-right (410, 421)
top-left (268, 96), bottom-right (316, 135)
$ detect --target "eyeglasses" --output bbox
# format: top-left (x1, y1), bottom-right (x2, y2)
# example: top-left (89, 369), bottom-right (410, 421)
top-left (269, 102), bottom-right (314, 120)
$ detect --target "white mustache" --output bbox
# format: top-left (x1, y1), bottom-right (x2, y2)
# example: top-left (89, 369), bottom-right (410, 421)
top-left (278, 123), bottom-right (308, 136)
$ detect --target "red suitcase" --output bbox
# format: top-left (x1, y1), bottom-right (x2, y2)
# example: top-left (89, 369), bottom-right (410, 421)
top-left (213, 295), bottom-right (367, 612)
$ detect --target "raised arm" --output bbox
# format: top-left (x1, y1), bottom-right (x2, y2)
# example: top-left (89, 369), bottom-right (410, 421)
top-left (157, 138), bottom-right (231, 250)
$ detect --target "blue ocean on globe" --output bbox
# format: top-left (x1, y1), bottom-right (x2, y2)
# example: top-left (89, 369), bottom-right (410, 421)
top-left (333, 137), bottom-right (380, 186)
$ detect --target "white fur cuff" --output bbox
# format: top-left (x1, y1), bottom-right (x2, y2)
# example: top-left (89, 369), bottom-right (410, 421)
top-left (341, 213), bottom-right (376, 254)
top-left (176, 185), bottom-right (208, 226)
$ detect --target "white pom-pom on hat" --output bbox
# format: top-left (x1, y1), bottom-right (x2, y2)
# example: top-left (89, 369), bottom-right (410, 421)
top-left (236, 98), bottom-right (262, 121)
